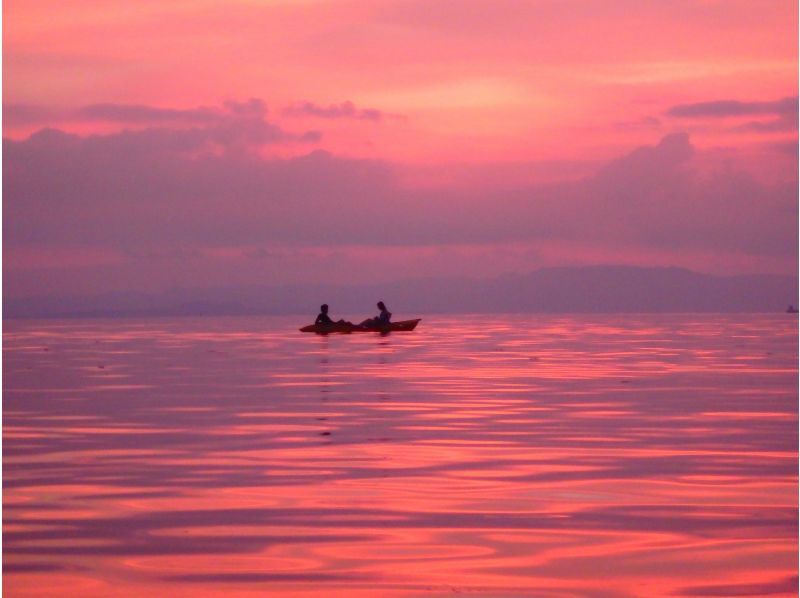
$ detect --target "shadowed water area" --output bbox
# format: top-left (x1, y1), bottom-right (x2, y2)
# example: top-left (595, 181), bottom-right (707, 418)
top-left (3, 314), bottom-right (798, 597)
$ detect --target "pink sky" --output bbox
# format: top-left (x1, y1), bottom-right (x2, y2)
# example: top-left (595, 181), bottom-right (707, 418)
top-left (3, 0), bottom-right (798, 300)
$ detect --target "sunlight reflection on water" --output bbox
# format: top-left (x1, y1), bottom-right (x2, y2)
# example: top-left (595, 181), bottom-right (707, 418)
top-left (3, 314), bottom-right (798, 597)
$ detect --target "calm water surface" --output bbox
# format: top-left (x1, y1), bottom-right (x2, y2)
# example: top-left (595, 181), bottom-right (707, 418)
top-left (3, 314), bottom-right (798, 597)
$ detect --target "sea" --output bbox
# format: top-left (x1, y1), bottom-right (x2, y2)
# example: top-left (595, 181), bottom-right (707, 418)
top-left (3, 314), bottom-right (798, 597)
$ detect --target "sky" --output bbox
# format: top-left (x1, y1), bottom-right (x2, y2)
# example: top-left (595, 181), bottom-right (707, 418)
top-left (3, 0), bottom-right (798, 302)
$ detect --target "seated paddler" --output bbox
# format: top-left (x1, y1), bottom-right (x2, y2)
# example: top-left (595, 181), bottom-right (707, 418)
top-left (358, 301), bottom-right (392, 328)
top-left (315, 304), bottom-right (352, 327)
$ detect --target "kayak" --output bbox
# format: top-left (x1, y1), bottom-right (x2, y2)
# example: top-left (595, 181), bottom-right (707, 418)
top-left (300, 318), bottom-right (421, 334)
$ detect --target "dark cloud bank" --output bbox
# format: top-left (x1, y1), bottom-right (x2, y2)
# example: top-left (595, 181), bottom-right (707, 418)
top-left (3, 100), bottom-right (798, 316)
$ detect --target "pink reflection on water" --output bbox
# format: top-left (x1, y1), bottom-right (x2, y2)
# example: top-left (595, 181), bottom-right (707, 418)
top-left (3, 315), bottom-right (797, 596)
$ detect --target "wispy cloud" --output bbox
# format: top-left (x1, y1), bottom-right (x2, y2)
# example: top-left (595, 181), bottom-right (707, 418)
top-left (283, 101), bottom-right (383, 121)
top-left (4, 99), bottom-right (321, 146)
top-left (74, 99), bottom-right (268, 125)
top-left (666, 96), bottom-right (797, 119)
top-left (664, 96), bottom-right (798, 135)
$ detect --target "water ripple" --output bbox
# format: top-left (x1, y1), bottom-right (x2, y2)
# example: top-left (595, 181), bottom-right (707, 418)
top-left (4, 314), bottom-right (797, 596)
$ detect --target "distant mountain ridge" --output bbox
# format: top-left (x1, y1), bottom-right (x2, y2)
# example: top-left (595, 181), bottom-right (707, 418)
top-left (4, 265), bottom-right (798, 318)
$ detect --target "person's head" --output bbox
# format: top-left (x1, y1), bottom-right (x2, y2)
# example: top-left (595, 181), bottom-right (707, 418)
top-left (377, 301), bottom-right (386, 311)
top-left (320, 304), bottom-right (329, 313)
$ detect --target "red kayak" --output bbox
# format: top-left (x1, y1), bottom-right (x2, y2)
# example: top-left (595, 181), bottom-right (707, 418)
top-left (300, 318), bottom-right (421, 334)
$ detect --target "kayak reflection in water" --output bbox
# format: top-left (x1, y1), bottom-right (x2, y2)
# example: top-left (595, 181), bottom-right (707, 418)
top-left (315, 304), bottom-right (353, 326)
top-left (358, 301), bottom-right (392, 328)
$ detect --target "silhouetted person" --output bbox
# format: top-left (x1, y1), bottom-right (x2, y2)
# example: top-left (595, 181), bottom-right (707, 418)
top-left (359, 301), bottom-right (392, 328)
top-left (376, 301), bottom-right (391, 325)
top-left (316, 304), bottom-right (333, 325)
top-left (316, 304), bottom-right (352, 326)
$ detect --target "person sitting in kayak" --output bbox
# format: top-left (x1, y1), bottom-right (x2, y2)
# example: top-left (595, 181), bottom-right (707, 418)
top-left (358, 301), bottom-right (392, 328)
top-left (315, 304), bottom-right (352, 326)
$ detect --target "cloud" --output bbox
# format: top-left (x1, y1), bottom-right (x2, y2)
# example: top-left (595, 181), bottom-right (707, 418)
top-left (580, 135), bottom-right (795, 255)
top-left (665, 96), bottom-right (799, 135)
top-left (283, 101), bottom-right (383, 121)
top-left (665, 97), bottom-right (798, 119)
top-left (4, 104), bottom-right (65, 127)
top-left (75, 98), bottom-right (268, 125)
top-left (77, 104), bottom-right (223, 124)
top-left (735, 118), bottom-right (799, 133)
top-left (3, 126), bottom-right (391, 251)
top-left (16, 118), bottom-right (313, 156)
top-left (4, 100), bottom-right (323, 144)
top-left (6, 99), bottom-right (374, 134)
top-left (4, 125), bottom-right (796, 298)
